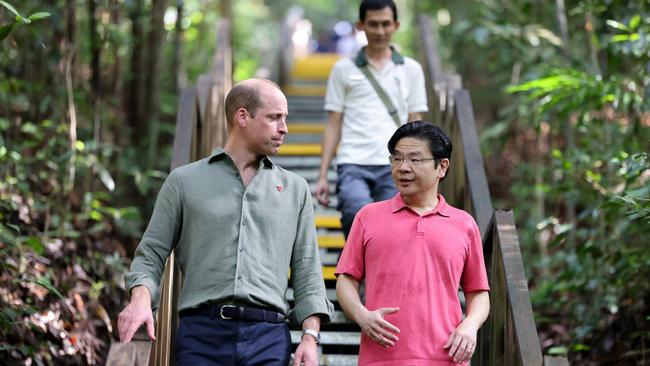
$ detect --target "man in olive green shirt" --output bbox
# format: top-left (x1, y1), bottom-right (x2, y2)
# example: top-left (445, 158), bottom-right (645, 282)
top-left (117, 78), bottom-right (333, 366)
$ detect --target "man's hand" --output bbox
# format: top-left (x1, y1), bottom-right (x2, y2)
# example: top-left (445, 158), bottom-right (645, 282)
top-left (293, 334), bottom-right (318, 366)
top-left (443, 320), bottom-right (478, 364)
top-left (117, 286), bottom-right (156, 342)
top-left (356, 307), bottom-right (400, 347)
top-left (315, 176), bottom-right (330, 206)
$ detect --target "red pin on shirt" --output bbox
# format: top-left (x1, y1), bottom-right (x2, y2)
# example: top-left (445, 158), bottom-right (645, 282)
top-left (277, 185), bottom-right (283, 192)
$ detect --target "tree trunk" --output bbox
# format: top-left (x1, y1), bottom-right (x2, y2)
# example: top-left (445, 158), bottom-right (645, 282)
top-left (555, 0), bottom-right (577, 247)
top-left (144, 0), bottom-right (169, 168)
top-left (172, 0), bottom-right (184, 93)
top-left (88, 0), bottom-right (101, 143)
top-left (126, 0), bottom-right (146, 150)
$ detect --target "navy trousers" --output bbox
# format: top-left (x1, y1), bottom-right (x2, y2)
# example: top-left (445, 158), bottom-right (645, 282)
top-left (336, 163), bottom-right (397, 238)
top-left (175, 314), bottom-right (291, 366)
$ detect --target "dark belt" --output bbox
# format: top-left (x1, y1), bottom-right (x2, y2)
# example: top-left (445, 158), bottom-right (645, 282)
top-left (179, 304), bottom-right (286, 323)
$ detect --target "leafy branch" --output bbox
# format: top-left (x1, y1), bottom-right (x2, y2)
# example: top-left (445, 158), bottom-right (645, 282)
top-left (0, 1), bottom-right (50, 41)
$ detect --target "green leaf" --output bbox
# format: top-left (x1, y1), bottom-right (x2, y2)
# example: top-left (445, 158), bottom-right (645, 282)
top-left (33, 277), bottom-right (64, 299)
top-left (23, 237), bottom-right (44, 255)
top-left (629, 15), bottom-right (641, 30)
top-left (0, 23), bottom-right (13, 42)
top-left (547, 346), bottom-right (568, 355)
top-left (0, 1), bottom-right (20, 17)
top-left (98, 167), bottom-right (116, 191)
top-left (571, 343), bottom-right (590, 351)
top-left (611, 34), bottom-right (640, 43)
top-left (606, 20), bottom-right (629, 32)
top-left (27, 12), bottom-right (50, 21)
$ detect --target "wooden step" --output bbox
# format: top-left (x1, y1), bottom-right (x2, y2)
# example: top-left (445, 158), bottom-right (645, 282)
top-left (323, 266), bottom-right (336, 280)
top-left (321, 251), bottom-right (340, 266)
top-left (291, 354), bottom-right (358, 366)
top-left (290, 53), bottom-right (340, 80)
top-left (315, 215), bottom-right (341, 229)
top-left (284, 85), bottom-right (327, 97)
top-left (318, 234), bottom-right (345, 249)
top-left (288, 123), bottom-right (326, 134)
top-left (290, 330), bottom-right (360, 345)
top-left (278, 143), bottom-right (321, 156)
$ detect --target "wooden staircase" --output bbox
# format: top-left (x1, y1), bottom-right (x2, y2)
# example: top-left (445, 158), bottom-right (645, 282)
top-left (106, 11), bottom-right (570, 366)
top-left (276, 53), bottom-right (361, 365)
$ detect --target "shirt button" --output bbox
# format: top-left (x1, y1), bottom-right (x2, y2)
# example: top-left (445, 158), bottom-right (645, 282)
top-left (239, 248), bottom-right (244, 252)
top-left (241, 220), bottom-right (246, 226)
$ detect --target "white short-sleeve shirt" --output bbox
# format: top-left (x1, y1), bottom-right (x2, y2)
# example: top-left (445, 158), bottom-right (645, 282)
top-left (324, 48), bottom-right (429, 165)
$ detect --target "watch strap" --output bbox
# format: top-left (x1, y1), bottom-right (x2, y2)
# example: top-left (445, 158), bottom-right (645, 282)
top-left (302, 328), bottom-right (320, 344)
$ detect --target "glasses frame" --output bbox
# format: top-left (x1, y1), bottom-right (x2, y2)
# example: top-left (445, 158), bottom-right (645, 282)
top-left (388, 155), bottom-right (438, 167)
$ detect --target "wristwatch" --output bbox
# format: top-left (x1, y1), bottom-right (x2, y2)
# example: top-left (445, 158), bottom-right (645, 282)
top-left (301, 328), bottom-right (321, 344)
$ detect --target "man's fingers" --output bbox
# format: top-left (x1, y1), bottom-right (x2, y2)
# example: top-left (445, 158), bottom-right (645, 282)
top-left (379, 319), bottom-right (400, 334)
top-left (145, 317), bottom-right (156, 341)
top-left (292, 349), bottom-right (302, 366)
top-left (379, 307), bottom-right (399, 316)
top-left (447, 335), bottom-right (462, 357)
top-left (121, 322), bottom-right (139, 343)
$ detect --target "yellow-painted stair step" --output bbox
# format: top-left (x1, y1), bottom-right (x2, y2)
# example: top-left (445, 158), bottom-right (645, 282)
top-left (322, 266), bottom-right (337, 280)
top-left (288, 123), bottom-right (325, 134)
top-left (291, 54), bottom-right (340, 80)
top-left (284, 85), bottom-right (327, 97)
top-left (315, 215), bottom-right (341, 229)
top-left (318, 234), bottom-right (345, 249)
top-left (278, 143), bottom-right (321, 156)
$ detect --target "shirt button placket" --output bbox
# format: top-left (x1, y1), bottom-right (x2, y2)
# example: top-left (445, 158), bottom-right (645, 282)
top-left (235, 192), bottom-right (247, 294)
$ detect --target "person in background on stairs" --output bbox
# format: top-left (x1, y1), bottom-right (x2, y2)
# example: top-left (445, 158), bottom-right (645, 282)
top-left (316, 0), bottom-right (429, 239)
top-left (117, 78), bottom-right (334, 366)
top-left (335, 121), bottom-right (491, 366)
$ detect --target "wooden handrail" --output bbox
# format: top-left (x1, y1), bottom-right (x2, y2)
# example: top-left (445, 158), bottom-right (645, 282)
top-left (417, 15), bottom-right (569, 366)
top-left (106, 18), bottom-right (231, 366)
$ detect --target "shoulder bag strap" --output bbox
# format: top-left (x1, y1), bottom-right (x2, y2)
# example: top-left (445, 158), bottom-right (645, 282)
top-left (357, 65), bottom-right (402, 128)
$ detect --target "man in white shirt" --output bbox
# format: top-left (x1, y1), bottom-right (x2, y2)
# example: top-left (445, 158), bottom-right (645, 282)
top-left (315, 0), bottom-right (428, 238)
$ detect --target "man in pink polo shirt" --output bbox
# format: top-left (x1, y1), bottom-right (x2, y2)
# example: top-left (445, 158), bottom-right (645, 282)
top-left (335, 121), bottom-right (490, 365)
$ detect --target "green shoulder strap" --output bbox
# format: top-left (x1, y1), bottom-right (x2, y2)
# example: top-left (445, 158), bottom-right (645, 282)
top-left (357, 65), bottom-right (402, 128)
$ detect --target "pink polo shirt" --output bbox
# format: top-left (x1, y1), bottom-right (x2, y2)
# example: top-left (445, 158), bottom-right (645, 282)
top-left (335, 194), bottom-right (490, 366)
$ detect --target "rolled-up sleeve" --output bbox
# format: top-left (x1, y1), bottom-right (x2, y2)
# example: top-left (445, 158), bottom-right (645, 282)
top-left (124, 170), bottom-right (183, 306)
top-left (324, 62), bottom-right (345, 113)
top-left (288, 181), bottom-right (334, 326)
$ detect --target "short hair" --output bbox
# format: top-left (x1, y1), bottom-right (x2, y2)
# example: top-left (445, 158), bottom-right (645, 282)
top-left (387, 120), bottom-right (452, 169)
top-left (359, 0), bottom-right (398, 22)
top-left (224, 79), bottom-right (281, 127)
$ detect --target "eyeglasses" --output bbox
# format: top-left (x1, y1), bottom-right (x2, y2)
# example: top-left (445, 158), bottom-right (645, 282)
top-left (388, 155), bottom-right (437, 167)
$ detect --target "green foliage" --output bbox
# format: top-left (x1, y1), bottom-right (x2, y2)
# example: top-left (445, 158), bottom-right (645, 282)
top-left (0, 1), bottom-right (50, 41)
top-left (0, 115), bottom-right (136, 364)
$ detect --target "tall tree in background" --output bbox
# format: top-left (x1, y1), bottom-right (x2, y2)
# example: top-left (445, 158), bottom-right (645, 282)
top-left (125, 0), bottom-right (146, 154)
top-left (144, 0), bottom-right (168, 167)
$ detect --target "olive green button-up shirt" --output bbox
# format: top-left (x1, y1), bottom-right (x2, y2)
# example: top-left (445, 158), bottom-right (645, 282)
top-left (125, 148), bottom-right (334, 325)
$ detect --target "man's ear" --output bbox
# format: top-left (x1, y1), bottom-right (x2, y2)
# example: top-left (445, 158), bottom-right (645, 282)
top-left (356, 20), bottom-right (364, 31)
top-left (394, 20), bottom-right (400, 31)
top-left (438, 158), bottom-right (450, 178)
top-left (235, 107), bottom-right (248, 127)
